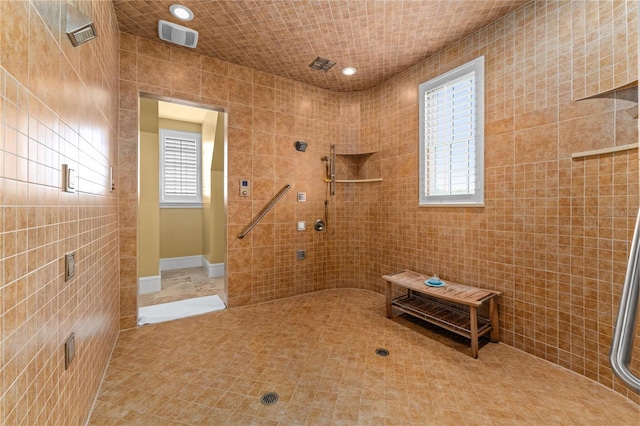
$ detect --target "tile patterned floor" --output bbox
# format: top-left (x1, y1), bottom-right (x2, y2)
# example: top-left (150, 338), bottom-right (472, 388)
top-left (139, 268), bottom-right (225, 307)
top-left (90, 289), bottom-right (640, 425)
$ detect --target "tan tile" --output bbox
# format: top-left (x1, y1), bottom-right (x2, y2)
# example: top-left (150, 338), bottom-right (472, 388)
top-left (558, 112), bottom-right (615, 158)
top-left (170, 63), bottom-right (201, 95)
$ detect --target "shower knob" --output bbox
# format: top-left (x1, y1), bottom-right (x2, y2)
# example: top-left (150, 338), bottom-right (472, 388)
top-left (314, 219), bottom-right (325, 232)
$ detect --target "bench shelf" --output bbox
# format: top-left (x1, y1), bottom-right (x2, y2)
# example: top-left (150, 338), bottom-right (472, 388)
top-left (392, 294), bottom-right (493, 338)
top-left (383, 270), bottom-right (501, 358)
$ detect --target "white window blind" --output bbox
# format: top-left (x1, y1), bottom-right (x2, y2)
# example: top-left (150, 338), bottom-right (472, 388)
top-left (424, 72), bottom-right (476, 196)
top-left (419, 57), bottom-right (484, 206)
top-left (160, 129), bottom-right (202, 207)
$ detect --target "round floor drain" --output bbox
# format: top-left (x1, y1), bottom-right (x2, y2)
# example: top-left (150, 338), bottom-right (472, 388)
top-left (260, 392), bottom-right (279, 405)
top-left (375, 348), bottom-right (390, 357)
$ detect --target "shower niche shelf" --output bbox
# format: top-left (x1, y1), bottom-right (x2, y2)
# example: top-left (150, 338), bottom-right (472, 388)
top-left (335, 151), bottom-right (382, 183)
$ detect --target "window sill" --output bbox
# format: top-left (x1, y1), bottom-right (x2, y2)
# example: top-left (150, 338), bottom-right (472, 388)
top-left (160, 203), bottom-right (203, 209)
top-left (419, 203), bottom-right (485, 208)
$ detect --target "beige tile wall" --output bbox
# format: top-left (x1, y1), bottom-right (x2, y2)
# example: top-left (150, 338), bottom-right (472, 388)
top-left (0, 0), bottom-right (120, 424)
top-left (117, 34), bottom-right (346, 328)
top-left (347, 0), bottom-right (639, 402)
top-left (116, 0), bottom-right (640, 402)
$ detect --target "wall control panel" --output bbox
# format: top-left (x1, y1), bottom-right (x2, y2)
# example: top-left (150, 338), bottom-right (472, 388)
top-left (65, 252), bottom-right (76, 282)
top-left (65, 333), bottom-right (75, 369)
top-left (63, 164), bottom-right (77, 193)
top-left (239, 179), bottom-right (250, 197)
top-left (109, 166), bottom-right (115, 192)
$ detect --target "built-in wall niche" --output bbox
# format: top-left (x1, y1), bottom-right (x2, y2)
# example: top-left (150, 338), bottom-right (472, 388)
top-left (335, 151), bottom-right (382, 183)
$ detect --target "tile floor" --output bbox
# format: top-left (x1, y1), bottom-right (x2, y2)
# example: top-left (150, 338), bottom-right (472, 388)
top-left (90, 289), bottom-right (640, 425)
top-left (139, 268), bottom-right (225, 307)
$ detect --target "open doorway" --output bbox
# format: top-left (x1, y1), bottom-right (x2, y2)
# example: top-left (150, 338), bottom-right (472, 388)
top-left (137, 96), bottom-right (227, 325)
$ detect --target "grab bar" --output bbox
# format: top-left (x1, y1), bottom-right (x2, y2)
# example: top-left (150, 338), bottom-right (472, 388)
top-left (610, 208), bottom-right (640, 393)
top-left (237, 184), bottom-right (290, 239)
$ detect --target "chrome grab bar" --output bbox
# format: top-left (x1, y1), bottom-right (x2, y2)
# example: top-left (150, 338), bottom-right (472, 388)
top-left (237, 184), bottom-right (290, 239)
top-left (610, 208), bottom-right (640, 393)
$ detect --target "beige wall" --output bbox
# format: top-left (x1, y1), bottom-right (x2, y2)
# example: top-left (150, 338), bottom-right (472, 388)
top-left (117, 0), bottom-right (639, 403)
top-left (138, 98), bottom-right (160, 276)
top-left (0, 0), bottom-right (121, 423)
top-left (210, 112), bottom-right (226, 264)
top-left (159, 208), bottom-right (204, 258)
top-left (159, 117), bottom-right (201, 134)
top-left (157, 118), bottom-right (203, 259)
top-left (138, 107), bottom-right (206, 272)
top-left (201, 109), bottom-right (215, 262)
top-left (202, 109), bottom-right (223, 264)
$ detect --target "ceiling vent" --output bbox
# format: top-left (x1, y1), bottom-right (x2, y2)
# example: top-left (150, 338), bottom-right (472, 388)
top-left (309, 57), bottom-right (336, 72)
top-left (158, 20), bottom-right (198, 48)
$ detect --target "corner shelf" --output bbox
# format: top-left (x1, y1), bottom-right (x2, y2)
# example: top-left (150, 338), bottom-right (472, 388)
top-left (572, 143), bottom-right (638, 159)
top-left (573, 80), bottom-right (637, 101)
top-left (335, 151), bottom-right (382, 182)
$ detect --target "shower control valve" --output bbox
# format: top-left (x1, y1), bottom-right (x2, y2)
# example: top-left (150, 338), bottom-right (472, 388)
top-left (314, 219), bottom-right (325, 232)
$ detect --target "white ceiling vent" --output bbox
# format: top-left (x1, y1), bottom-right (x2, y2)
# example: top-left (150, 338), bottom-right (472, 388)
top-left (158, 20), bottom-right (198, 48)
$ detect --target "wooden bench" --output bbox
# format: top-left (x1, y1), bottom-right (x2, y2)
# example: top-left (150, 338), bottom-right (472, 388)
top-left (383, 270), bottom-right (501, 358)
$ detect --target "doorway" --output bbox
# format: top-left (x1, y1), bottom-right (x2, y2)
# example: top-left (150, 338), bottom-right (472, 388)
top-left (136, 96), bottom-right (227, 325)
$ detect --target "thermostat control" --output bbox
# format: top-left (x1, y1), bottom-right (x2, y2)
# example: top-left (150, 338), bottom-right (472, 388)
top-left (239, 179), bottom-right (250, 197)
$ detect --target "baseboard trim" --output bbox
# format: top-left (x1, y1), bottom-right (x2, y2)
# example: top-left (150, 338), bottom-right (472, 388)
top-left (139, 275), bottom-right (161, 294)
top-left (160, 255), bottom-right (202, 271)
top-left (202, 257), bottom-right (224, 278)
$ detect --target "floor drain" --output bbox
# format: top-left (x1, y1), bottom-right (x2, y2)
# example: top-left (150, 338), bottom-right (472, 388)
top-left (260, 392), bottom-right (279, 405)
top-left (375, 348), bottom-right (390, 357)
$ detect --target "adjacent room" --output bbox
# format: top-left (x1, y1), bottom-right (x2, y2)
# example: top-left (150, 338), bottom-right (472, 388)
top-left (0, 0), bottom-right (639, 424)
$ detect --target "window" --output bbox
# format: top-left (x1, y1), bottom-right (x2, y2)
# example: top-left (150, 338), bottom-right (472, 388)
top-left (419, 56), bottom-right (484, 206)
top-left (159, 128), bottom-right (202, 208)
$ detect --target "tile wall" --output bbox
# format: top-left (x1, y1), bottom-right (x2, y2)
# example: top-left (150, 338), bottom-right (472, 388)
top-left (0, 0), bottom-right (120, 424)
top-left (117, 34), bottom-right (346, 328)
top-left (345, 0), bottom-right (640, 401)
top-left (116, 0), bottom-right (640, 402)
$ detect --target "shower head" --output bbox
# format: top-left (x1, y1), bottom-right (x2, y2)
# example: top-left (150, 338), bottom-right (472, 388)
top-left (65, 5), bottom-right (97, 46)
top-left (295, 141), bottom-right (308, 152)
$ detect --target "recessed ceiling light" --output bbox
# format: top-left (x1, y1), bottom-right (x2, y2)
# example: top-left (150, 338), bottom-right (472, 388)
top-left (342, 66), bottom-right (357, 76)
top-left (169, 4), bottom-right (194, 21)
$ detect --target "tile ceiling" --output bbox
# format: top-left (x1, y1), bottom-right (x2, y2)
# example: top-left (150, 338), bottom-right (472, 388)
top-left (113, 0), bottom-right (530, 92)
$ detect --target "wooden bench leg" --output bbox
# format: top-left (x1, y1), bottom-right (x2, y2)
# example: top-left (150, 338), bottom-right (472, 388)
top-left (489, 297), bottom-right (499, 343)
top-left (470, 306), bottom-right (478, 359)
top-left (385, 281), bottom-right (393, 318)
